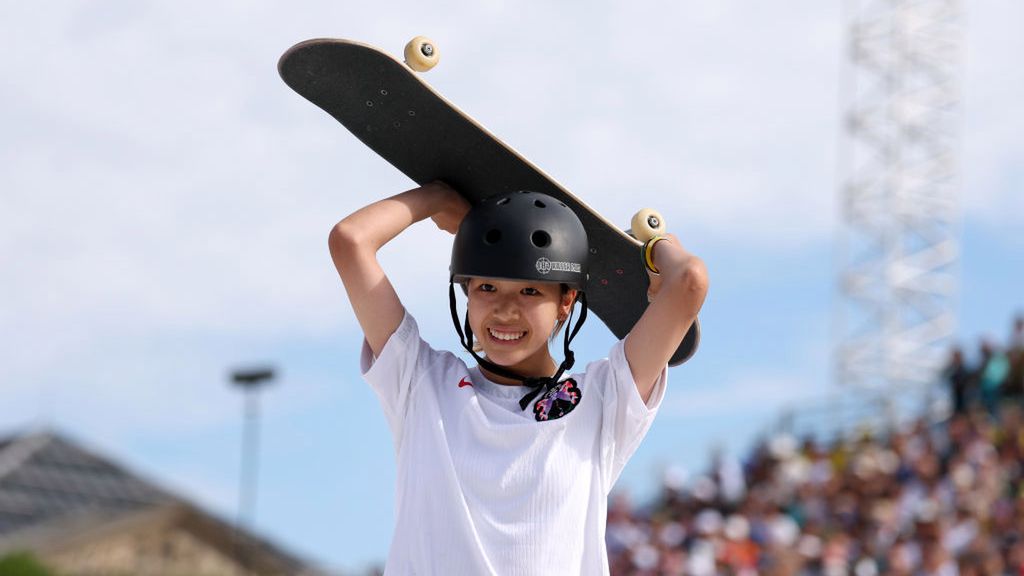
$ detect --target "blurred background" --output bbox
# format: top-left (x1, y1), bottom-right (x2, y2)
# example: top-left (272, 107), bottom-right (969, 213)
top-left (1, 0), bottom-right (1021, 574)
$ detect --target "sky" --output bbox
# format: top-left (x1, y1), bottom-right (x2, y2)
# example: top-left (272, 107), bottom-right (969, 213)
top-left (1, 0), bottom-right (1022, 573)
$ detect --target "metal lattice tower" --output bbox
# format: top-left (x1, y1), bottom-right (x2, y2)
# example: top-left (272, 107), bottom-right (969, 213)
top-left (837, 0), bottom-right (963, 392)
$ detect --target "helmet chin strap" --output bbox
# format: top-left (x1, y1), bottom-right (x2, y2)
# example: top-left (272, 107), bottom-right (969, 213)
top-left (448, 282), bottom-right (588, 411)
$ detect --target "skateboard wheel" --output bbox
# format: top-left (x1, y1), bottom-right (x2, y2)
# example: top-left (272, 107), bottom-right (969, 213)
top-left (630, 208), bottom-right (666, 242)
top-left (404, 36), bottom-right (439, 72)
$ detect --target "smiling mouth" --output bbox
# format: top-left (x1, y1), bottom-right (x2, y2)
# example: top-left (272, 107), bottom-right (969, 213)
top-left (488, 328), bottom-right (526, 342)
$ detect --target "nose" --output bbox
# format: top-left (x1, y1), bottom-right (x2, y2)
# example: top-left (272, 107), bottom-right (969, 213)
top-left (491, 293), bottom-right (520, 319)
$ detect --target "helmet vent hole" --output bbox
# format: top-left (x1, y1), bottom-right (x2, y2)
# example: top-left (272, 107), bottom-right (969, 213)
top-left (485, 229), bottom-right (502, 245)
top-left (534, 199), bottom-right (546, 208)
top-left (531, 230), bottom-right (551, 248)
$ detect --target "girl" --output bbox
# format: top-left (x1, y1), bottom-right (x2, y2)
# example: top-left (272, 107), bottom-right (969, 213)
top-left (329, 182), bottom-right (707, 575)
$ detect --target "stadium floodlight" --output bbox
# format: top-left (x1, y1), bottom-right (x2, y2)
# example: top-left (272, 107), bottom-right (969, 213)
top-left (229, 365), bottom-right (276, 533)
top-left (232, 367), bottom-right (276, 388)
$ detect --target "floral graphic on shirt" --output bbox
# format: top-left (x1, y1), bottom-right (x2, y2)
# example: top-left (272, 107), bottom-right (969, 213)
top-left (533, 378), bottom-right (581, 422)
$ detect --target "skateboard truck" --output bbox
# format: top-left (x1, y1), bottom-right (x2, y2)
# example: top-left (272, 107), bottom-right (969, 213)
top-left (629, 209), bottom-right (665, 303)
top-left (404, 36), bottom-right (439, 72)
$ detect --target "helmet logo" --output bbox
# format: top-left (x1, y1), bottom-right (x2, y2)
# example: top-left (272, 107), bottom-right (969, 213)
top-left (536, 257), bottom-right (581, 275)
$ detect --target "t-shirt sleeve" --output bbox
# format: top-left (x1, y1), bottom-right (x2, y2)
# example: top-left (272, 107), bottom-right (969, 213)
top-left (359, 311), bottom-right (434, 445)
top-left (597, 340), bottom-right (668, 489)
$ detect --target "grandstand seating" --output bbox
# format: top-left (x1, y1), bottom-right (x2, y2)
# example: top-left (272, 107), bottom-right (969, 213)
top-left (608, 314), bottom-right (1024, 575)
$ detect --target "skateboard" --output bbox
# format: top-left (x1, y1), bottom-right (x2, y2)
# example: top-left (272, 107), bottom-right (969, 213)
top-left (278, 37), bottom-right (699, 366)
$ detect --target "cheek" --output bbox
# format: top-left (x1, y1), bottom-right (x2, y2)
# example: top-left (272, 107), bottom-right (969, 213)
top-left (465, 299), bottom-right (482, 328)
top-left (534, 304), bottom-right (562, 333)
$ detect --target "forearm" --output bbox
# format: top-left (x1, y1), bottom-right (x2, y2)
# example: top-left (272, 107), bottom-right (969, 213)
top-left (327, 182), bottom-right (465, 357)
top-left (625, 236), bottom-right (709, 400)
top-left (330, 183), bottom-right (452, 255)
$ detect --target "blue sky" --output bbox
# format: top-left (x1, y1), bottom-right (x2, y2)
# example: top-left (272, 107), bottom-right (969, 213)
top-left (2, 1), bottom-right (1021, 573)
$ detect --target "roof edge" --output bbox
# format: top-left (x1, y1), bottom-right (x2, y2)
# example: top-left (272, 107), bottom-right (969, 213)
top-left (0, 430), bottom-right (54, 483)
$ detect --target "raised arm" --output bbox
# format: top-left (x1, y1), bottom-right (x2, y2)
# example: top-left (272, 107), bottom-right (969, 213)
top-left (623, 235), bottom-right (709, 402)
top-left (328, 181), bottom-right (469, 357)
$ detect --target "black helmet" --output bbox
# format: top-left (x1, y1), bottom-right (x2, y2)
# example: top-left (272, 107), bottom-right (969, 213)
top-left (450, 191), bottom-right (589, 289)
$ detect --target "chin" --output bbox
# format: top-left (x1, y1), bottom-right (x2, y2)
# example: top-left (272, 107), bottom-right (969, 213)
top-left (482, 350), bottom-right (524, 368)
top-left (480, 345), bottom-right (532, 370)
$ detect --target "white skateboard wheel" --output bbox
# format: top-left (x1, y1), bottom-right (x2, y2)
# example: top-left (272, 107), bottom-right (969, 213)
top-left (630, 208), bottom-right (666, 242)
top-left (404, 36), bottom-right (439, 72)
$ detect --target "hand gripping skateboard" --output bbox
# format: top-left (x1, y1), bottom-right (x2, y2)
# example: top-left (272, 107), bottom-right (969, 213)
top-left (279, 37), bottom-right (700, 366)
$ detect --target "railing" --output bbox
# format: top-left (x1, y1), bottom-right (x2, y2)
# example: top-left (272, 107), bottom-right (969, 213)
top-left (772, 380), bottom-right (950, 445)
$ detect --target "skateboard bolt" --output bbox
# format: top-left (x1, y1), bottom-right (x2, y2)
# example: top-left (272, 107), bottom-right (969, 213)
top-left (420, 44), bottom-right (434, 57)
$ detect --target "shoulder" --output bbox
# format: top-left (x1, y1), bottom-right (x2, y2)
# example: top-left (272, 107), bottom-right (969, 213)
top-left (569, 341), bottom-right (627, 393)
top-left (362, 311), bottom-right (466, 377)
top-left (572, 340), bottom-right (667, 409)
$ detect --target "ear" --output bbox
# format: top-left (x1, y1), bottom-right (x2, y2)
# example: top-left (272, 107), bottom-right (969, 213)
top-left (559, 289), bottom-right (578, 319)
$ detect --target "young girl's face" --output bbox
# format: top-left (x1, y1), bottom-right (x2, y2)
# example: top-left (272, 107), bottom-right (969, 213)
top-left (465, 277), bottom-right (576, 379)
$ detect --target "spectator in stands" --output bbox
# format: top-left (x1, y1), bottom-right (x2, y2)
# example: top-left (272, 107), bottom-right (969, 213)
top-left (976, 338), bottom-right (1009, 416)
top-left (943, 346), bottom-right (973, 416)
top-left (1011, 314), bottom-right (1024, 350)
top-left (1004, 314), bottom-right (1024, 402)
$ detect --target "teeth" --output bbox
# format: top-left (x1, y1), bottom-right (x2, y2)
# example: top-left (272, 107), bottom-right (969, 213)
top-left (489, 329), bottom-right (525, 341)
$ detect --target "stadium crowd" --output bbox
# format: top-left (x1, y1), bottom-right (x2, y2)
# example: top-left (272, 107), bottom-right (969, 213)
top-left (608, 314), bottom-right (1024, 575)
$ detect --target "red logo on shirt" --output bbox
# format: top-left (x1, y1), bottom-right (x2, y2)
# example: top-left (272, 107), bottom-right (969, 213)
top-left (458, 377), bottom-right (473, 388)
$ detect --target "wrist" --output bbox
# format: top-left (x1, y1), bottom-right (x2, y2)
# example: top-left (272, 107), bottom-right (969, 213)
top-left (397, 184), bottom-right (445, 222)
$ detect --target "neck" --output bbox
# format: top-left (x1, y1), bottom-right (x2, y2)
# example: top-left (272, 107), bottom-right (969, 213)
top-left (479, 356), bottom-right (558, 386)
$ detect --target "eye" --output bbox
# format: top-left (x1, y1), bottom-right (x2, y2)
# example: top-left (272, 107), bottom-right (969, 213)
top-left (522, 287), bottom-right (541, 296)
top-left (477, 283), bottom-right (496, 292)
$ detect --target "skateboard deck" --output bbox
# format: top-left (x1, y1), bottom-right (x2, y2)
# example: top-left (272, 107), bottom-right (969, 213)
top-left (278, 38), bottom-right (699, 366)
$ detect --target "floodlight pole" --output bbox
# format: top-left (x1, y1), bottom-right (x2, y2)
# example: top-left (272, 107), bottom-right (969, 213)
top-left (230, 367), bottom-right (276, 532)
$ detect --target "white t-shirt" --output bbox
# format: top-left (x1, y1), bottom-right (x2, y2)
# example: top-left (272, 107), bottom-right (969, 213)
top-left (360, 312), bottom-right (666, 575)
